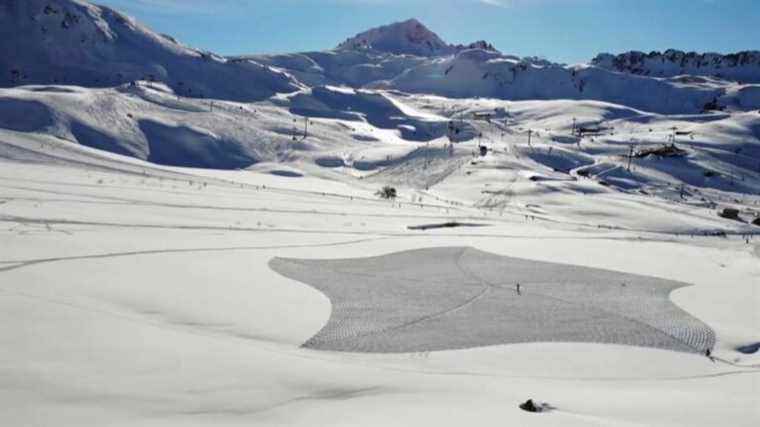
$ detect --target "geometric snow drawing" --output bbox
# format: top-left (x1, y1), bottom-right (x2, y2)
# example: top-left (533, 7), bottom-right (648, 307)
top-left (269, 247), bottom-right (715, 354)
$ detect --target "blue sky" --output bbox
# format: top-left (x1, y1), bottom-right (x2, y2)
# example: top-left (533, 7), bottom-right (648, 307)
top-left (97, 0), bottom-right (759, 63)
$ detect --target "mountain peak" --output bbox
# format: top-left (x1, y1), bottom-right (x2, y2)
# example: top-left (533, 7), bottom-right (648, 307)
top-left (337, 19), bottom-right (500, 57)
top-left (337, 18), bottom-right (453, 57)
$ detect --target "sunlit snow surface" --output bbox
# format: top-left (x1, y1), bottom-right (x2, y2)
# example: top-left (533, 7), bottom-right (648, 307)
top-left (271, 247), bottom-right (715, 353)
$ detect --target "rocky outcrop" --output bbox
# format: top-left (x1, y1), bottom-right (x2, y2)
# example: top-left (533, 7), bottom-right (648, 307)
top-left (592, 50), bottom-right (760, 83)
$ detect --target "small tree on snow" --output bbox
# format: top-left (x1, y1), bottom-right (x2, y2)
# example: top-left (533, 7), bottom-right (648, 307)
top-left (376, 186), bottom-right (397, 200)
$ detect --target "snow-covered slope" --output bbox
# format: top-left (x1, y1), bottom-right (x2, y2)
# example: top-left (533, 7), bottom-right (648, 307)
top-left (2, 120), bottom-right (760, 427)
top-left (245, 50), bottom-right (428, 88)
top-left (0, 80), bottom-right (464, 169)
top-left (0, 0), bottom-right (301, 102)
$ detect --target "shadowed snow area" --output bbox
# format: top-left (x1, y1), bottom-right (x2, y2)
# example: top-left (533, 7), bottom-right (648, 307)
top-left (70, 120), bottom-right (138, 157)
top-left (0, 98), bottom-right (54, 131)
top-left (139, 120), bottom-right (256, 169)
top-left (270, 247), bottom-right (715, 354)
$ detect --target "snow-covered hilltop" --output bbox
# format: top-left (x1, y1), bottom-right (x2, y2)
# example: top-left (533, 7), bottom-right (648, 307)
top-left (592, 50), bottom-right (760, 83)
top-left (0, 0), bottom-right (300, 101)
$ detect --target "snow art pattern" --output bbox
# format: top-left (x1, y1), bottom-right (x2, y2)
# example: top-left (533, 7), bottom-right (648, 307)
top-left (271, 247), bottom-right (715, 353)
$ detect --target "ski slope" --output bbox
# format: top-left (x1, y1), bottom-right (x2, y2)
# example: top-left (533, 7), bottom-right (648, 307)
top-left (2, 137), bottom-right (759, 427)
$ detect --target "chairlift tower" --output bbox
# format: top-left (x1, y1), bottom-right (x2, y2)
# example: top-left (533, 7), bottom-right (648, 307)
top-left (669, 126), bottom-right (678, 145)
top-left (627, 139), bottom-right (636, 172)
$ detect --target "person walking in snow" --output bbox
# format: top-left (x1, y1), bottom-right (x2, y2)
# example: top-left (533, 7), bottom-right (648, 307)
top-left (516, 283), bottom-right (521, 295)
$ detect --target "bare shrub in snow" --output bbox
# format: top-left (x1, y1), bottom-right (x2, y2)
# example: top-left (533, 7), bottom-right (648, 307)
top-left (376, 186), bottom-right (397, 199)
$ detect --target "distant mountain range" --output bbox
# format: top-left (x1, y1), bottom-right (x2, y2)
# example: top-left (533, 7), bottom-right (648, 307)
top-left (592, 50), bottom-right (760, 84)
top-left (3, 0), bottom-right (760, 114)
